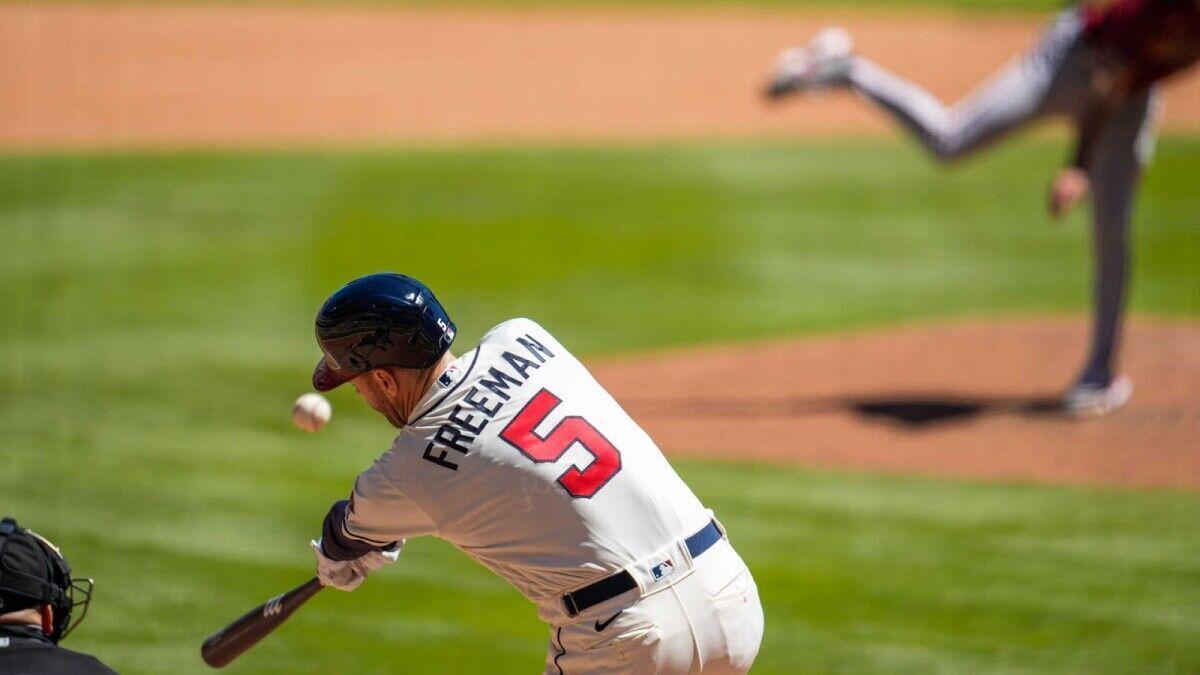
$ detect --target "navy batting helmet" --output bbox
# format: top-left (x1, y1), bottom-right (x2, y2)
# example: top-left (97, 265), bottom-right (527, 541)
top-left (312, 273), bottom-right (457, 392)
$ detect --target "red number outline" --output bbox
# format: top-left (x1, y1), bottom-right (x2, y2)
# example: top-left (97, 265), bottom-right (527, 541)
top-left (499, 388), bottom-right (622, 498)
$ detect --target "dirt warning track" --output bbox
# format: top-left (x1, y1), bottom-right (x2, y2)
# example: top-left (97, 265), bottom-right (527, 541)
top-left (3, 3), bottom-right (1200, 149)
top-left (592, 318), bottom-right (1200, 490)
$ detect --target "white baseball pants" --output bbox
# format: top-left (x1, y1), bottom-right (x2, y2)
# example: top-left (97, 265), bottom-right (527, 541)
top-left (544, 538), bottom-right (764, 674)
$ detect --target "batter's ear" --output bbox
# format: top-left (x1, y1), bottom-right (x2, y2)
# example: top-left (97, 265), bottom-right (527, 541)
top-left (371, 368), bottom-right (399, 396)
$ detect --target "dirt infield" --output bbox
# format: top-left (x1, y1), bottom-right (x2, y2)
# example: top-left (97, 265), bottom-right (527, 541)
top-left (592, 317), bottom-right (1200, 489)
top-left (3, 3), bottom-right (1200, 148)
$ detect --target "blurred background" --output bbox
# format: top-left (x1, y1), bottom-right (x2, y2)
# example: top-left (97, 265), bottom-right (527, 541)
top-left (2, 0), bottom-right (1197, 673)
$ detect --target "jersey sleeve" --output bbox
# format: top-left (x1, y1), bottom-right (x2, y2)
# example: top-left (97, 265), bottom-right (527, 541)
top-left (323, 444), bottom-right (437, 560)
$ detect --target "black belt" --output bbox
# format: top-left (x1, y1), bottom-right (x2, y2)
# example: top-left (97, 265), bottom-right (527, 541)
top-left (561, 520), bottom-right (724, 618)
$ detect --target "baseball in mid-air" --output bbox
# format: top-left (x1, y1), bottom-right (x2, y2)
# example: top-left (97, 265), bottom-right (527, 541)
top-left (292, 392), bottom-right (332, 433)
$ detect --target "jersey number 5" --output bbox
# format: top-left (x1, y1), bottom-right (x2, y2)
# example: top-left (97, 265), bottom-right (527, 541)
top-left (499, 388), bottom-right (622, 498)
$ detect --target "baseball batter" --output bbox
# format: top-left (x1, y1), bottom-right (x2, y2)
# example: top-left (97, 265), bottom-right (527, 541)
top-left (766, 0), bottom-right (1200, 416)
top-left (308, 273), bottom-right (763, 674)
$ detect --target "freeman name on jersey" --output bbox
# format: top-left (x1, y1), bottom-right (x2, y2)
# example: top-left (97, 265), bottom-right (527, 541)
top-left (422, 332), bottom-right (557, 472)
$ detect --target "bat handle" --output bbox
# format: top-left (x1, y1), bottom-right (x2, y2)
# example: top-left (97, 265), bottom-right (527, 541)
top-left (278, 576), bottom-right (323, 609)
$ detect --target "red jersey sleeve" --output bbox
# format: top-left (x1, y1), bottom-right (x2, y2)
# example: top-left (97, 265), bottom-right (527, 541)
top-left (1083, 0), bottom-right (1200, 90)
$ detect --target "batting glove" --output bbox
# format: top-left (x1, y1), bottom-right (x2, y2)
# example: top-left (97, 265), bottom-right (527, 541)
top-left (311, 538), bottom-right (402, 592)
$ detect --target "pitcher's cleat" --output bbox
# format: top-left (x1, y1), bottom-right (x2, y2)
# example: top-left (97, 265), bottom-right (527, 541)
top-left (765, 27), bottom-right (854, 99)
top-left (1064, 375), bottom-right (1132, 417)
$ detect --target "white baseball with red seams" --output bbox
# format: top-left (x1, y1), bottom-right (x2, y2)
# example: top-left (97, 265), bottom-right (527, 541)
top-left (292, 392), bottom-right (332, 433)
top-left (335, 318), bottom-right (764, 673)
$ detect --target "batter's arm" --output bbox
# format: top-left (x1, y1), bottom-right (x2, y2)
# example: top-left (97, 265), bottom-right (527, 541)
top-left (324, 449), bottom-right (438, 561)
top-left (321, 499), bottom-right (396, 561)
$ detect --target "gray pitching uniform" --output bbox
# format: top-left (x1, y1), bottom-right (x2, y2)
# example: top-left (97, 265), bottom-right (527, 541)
top-left (847, 7), bottom-right (1160, 387)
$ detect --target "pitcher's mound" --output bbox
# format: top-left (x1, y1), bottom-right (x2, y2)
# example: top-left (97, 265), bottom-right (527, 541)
top-left (592, 317), bottom-right (1200, 489)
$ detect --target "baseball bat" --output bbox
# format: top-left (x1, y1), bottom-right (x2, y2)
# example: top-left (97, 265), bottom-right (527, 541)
top-left (201, 576), bottom-right (323, 668)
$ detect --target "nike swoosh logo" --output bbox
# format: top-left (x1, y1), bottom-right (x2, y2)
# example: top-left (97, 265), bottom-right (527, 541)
top-left (594, 610), bottom-right (622, 632)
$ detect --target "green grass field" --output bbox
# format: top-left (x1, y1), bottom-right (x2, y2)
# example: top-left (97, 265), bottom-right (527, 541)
top-left (2, 137), bottom-right (1199, 673)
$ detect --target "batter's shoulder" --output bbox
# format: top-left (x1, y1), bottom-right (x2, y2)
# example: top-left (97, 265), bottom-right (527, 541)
top-left (479, 317), bottom-right (553, 344)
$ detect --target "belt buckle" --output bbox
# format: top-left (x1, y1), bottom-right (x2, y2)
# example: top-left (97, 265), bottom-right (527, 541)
top-left (562, 592), bottom-right (581, 618)
top-left (711, 518), bottom-right (726, 540)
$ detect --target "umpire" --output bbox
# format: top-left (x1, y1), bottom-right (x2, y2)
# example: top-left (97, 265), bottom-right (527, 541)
top-left (0, 517), bottom-right (116, 674)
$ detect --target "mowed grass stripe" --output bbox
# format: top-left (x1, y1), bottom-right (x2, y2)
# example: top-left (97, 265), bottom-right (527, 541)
top-left (2, 139), bottom-right (1197, 357)
top-left (691, 463), bottom-right (1200, 674)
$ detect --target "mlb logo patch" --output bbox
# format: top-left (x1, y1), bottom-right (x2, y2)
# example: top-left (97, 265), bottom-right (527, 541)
top-left (651, 558), bottom-right (676, 580)
top-left (438, 365), bottom-right (461, 387)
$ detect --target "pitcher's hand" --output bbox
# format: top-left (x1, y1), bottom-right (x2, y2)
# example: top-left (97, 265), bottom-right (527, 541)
top-left (1049, 167), bottom-right (1089, 219)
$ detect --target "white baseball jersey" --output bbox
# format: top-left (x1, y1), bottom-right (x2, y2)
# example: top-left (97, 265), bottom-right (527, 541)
top-left (338, 318), bottom-right (716, 622)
